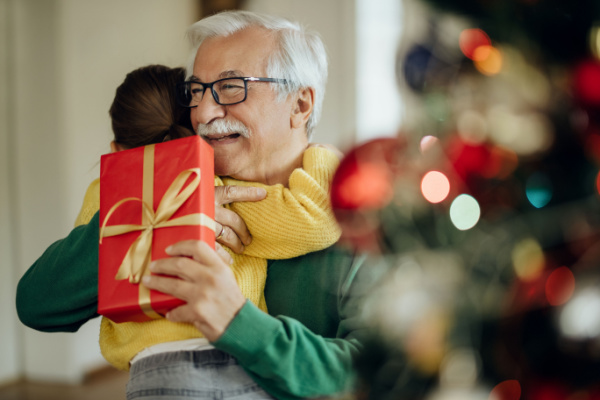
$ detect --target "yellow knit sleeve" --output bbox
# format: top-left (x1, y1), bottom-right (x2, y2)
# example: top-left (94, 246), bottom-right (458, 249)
top-left (221, 146), bottom-right (342, 259)
top-left (74, 178), bottom-right (100, 227)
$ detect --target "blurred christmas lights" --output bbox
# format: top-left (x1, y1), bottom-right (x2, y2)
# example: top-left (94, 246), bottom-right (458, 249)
top-left (420, 135), bottom-right (440, 153)
top-left (459, 28), bottom-right (491, 61)
top-left (489, 379), bottom-right (521, 400)
top-left (335, 1), bottom-right (600, 397)
top-left (511, 238), bottom-right (544, 281)
top-left (559, 288), bottom-right (600, 339)
top-left (421, 171), bottom-right (451, 203)
top-left (449, 194), bottom-right (480, 230)
top-left (544, 266), bottom-right (575, 306)
top-left (525, 172), bottom-right (553, 208)
top-left (573, 59), bottom-right (600, 106)
top-left (474, 45), bottom-right (503, 76)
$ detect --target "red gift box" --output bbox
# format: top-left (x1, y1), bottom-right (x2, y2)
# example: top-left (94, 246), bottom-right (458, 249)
top-left (98, 136), bottom-right (215, 323)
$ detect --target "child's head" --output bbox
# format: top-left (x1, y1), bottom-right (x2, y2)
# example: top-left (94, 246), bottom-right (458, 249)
top-left (109, 64), bottom-right (195, 150)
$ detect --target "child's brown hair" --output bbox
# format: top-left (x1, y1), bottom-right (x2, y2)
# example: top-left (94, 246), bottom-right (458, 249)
top-left (109, 65), bottom-right (194, 149)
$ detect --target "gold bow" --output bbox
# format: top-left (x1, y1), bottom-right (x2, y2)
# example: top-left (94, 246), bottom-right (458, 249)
top-left (100, 145), bottom-right (215, 318)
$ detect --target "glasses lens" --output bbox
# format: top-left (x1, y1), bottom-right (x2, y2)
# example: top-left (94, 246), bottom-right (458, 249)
top-left (215, 78), bottom-right (246, 105)
top-left (177, 81), bottom-right (203, 108)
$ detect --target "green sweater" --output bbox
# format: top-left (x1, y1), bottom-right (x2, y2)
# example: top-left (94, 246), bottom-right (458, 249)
top-left (16, 212), bottom-right (367, 399)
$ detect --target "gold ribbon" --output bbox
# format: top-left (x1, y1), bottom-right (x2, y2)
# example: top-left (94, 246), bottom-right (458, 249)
top-left (100, 145), bottom-right (215, 319)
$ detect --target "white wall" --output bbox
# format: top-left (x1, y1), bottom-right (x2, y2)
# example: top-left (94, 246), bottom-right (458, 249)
top-left (0, 0), bottom-right (21, 386)
top-left (355, 0), bottom-right (404, 143)
top-left (3, 0), bottom-right (200, 384)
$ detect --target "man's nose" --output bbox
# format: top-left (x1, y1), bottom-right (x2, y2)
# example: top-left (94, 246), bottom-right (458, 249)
top-left (191, 90), bottom-right (226, 128)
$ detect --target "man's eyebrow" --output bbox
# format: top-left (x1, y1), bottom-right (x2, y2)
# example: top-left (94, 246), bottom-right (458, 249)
top-left (189, 71), bottom-right (244, 82)
top-left (219, 70), bottom-right (244, 79)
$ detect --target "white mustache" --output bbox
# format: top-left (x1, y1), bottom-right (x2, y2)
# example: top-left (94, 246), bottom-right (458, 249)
top-left (196, 119), bottom-right (250, 138)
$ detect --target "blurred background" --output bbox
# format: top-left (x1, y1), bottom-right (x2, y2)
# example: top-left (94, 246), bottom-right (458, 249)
top-left (4, 0), bottom-right (600, 399)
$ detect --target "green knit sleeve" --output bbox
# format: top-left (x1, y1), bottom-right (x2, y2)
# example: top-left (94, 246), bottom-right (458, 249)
top-left (214, 302), bottom-right (361, 399)
top-left (213, 250), bottom-right (368, 399)
top-left (16, 212), bottom-right (100, 332)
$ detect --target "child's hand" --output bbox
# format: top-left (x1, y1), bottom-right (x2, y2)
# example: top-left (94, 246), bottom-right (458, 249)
top-left (308, 143), bottom-right (343, 159)
top-left (214, 185), bottom-right (267, 254)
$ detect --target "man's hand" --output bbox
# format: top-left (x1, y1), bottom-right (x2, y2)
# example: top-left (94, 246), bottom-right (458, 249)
top-left (143, 240), bottom-right (244, 342)
top-left (214, 185), bottom-right (266, 254)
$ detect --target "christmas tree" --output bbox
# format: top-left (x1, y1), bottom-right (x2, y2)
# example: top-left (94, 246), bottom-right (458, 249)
top-left (332, 0), bottom-right (600, 398)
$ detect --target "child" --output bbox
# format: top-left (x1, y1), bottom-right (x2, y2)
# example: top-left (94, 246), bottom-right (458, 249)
top-left (76, 64), bottom-right (342, 371)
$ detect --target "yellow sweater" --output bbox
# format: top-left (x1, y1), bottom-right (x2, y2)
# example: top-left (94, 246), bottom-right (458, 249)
top-left (75, 146), bottom-right (341, 370)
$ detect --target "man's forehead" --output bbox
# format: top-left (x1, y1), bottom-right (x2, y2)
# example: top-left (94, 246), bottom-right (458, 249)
top-left (192, 27), bottom-right (274, 79)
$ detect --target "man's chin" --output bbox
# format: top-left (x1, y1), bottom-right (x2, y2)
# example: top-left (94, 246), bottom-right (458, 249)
top-left (213, 161), bottom-right (237, 178)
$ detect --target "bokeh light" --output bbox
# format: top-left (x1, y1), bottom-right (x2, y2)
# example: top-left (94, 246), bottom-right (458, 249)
top-left (528, 383), bottom-right (570, 400)
top-left (459, 28), bottom-right (491, 60)
top-left (404, 307), bottom-right (450, 374)
top-left (421, 171), bottom-right (451, 203)
top-left (457, 110), bottom-right (488, 144)
top-left (331, 137), bottom-right (404, 211)
top-left (449, 194), bottom-right (480, 230)
top-left (560, 288), bottom-right (600, 339)
top-left (574, 59), bottom-right (600, 106)
top-left (487, 106), bottom-right (553, 155)
top-left (439, 348), bottom-right (479, 388)
top-left (489, 380), bottom-right (521, 400)
top-left (420, 135), bottom-right (439, 153)
top-left (591, 25), bottom-right (600, 59)
top-left (525, 172), bottom-right (553, 208)
top-left (336, 162), bottom-right (393, 209)
top-left (474, 46), bottom-right (503, 76)
top-left (596, 170), bottom-right (600, 195)
top-left (545, 267), bottom-right (575, 306)
top-left (511, 238), bottom-right (545, 281)
top-left (500, 46), bottom-right (552, 108)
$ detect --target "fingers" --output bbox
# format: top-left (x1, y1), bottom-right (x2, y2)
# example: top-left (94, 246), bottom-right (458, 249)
top-left (142, 271), bottom-right (190, 301)
top-left (214, 185), bottom-right (265, 254)
top-left (215, 243), bottom-right (233, 265)
top-left (142, 239), bottom-right (246, 342)
top-left (215, 185), bottom-right (266, 206)
top-left (214, 207), bottom-right (251, 253)
top-left (165, 240), bottom-right (224, 266)
top-left (143, 241), bottom-right (228, 299)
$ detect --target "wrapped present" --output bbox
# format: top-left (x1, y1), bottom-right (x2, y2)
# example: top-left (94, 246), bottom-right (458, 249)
top-left (98, 136), bottom-right (215, 323)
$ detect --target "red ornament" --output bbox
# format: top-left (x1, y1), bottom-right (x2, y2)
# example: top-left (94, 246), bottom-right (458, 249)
top-left (331, 138), bottom-right (404, 211)
top-left (573, 59), bottom-right (600, 107)
top-left (528, 381), bottom-right (570, 400)
top-left (331, 137), bottom-right (405, 252)
top-left (446, 137), bottom-right (519, 183)
top-left (489, 380), bottom-right (521, 400)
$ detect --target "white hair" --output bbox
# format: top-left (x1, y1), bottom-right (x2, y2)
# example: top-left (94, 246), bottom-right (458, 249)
top-left (185, 10), bottom-right (328, 138)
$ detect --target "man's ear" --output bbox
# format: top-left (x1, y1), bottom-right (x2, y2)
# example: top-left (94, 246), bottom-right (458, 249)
top-left (290, 87), bottom-right (314, 130)
top-left (110, 140), bottom-right (126, 153)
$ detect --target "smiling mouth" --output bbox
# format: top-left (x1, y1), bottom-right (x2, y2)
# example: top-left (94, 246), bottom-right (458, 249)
top-left (205, 133), bottom-right (241, 143)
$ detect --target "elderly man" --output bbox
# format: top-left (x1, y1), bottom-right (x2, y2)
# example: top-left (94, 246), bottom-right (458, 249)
top-left (17, 10), bottom-right (366, 400)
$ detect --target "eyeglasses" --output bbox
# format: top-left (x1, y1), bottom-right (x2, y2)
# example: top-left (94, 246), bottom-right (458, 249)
top-left (176, 77), bottom-right (288, 108)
